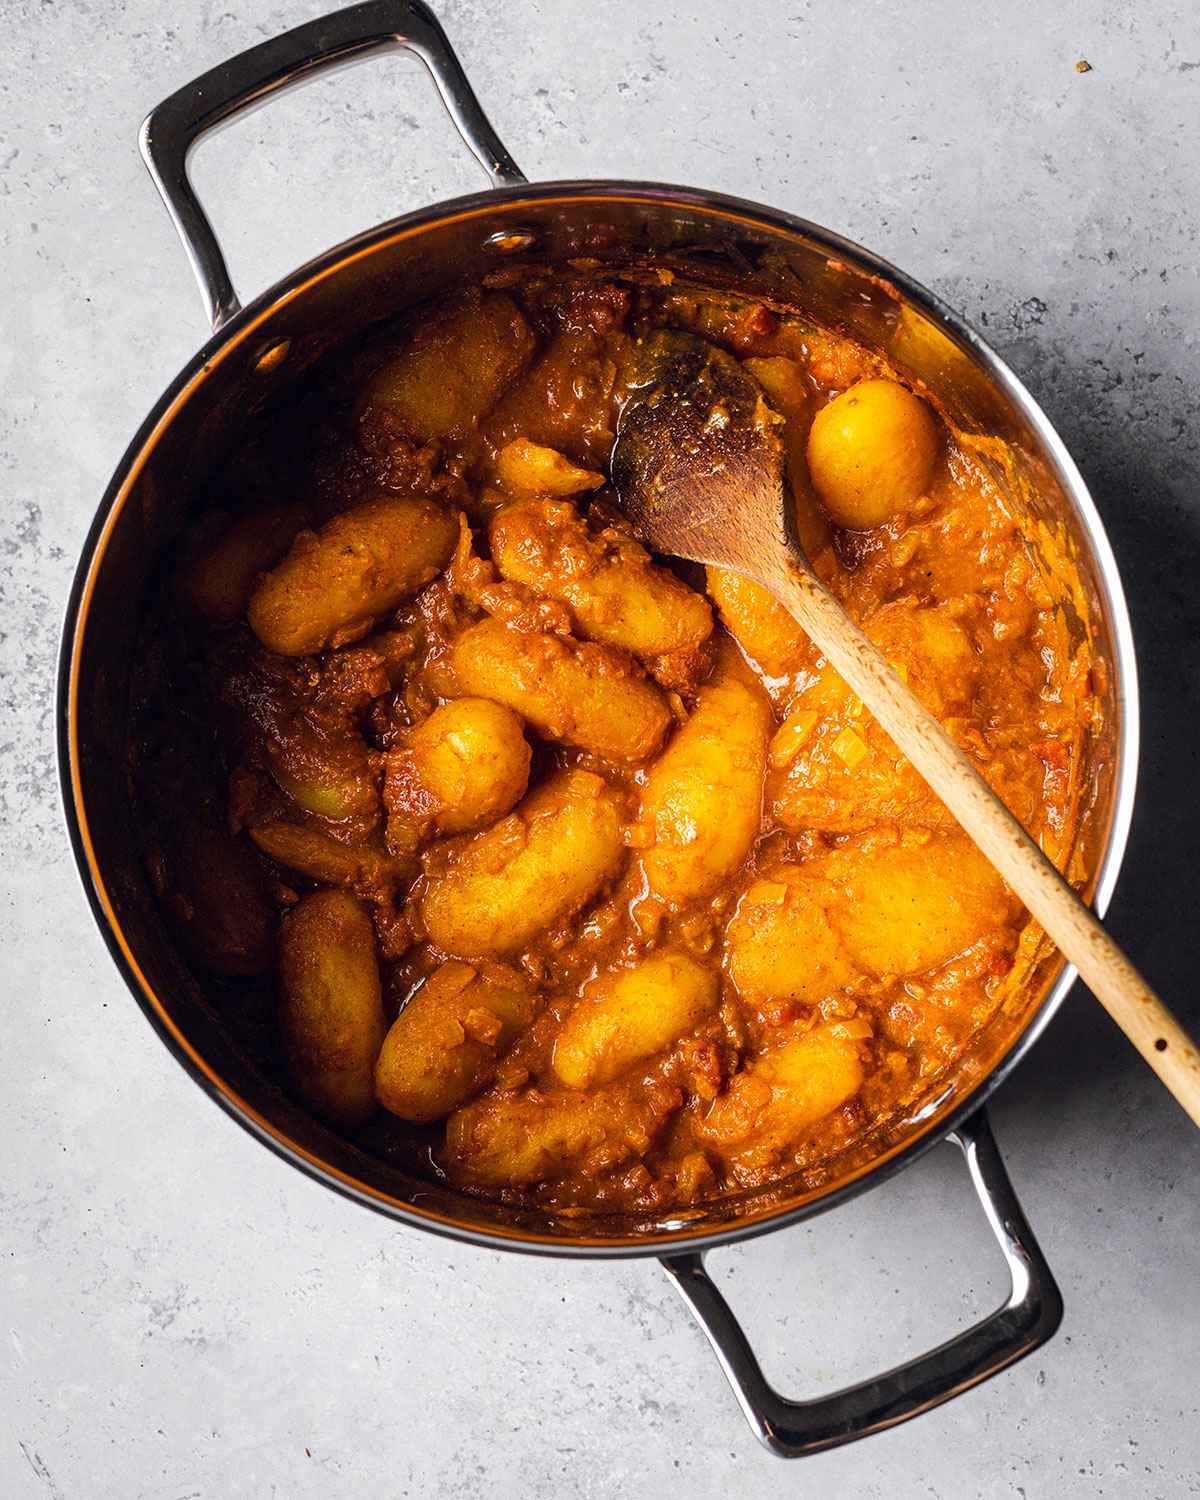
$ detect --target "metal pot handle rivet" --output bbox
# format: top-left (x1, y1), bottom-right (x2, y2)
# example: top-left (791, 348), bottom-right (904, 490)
top-left (139, 0), bottom-right (526, 330)
top-left (660, 1110), bottom-right (1062, 1458)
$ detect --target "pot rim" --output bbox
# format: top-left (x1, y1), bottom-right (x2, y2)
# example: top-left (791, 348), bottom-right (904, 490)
top-left (57, 178), bottom-right (1140, 1259)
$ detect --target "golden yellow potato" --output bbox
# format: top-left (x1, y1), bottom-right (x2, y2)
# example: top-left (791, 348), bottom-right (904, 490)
top-left (375, 961), bottom-right (535, 1123)
top-left (359, 292), bottom-right (536, 441)
top-left (702, 1023), bottom-right (866, 1151)
top-left (180, 502), bottom-right (311, 622)
top-left (444, 1078), bottom-right (681, 1188)
top-left (279, 890), bottom-right (386, 1127)
top-left (386, 698), bottom-right (531, 842)
top-left (490, 499), bottom-right (713, 662)
top-left (553, 950), bottom-right (719, 1089)
top-left (725, 869), bottom-right (856, 1005)
top-left (807, 378), bottom-right (939, 529)
top-left (494, 438), bottom-right (605, 497)
top-left (706, 566), bottom-right (806, 677)
top-left (751, 1024), bottom-right (866, 1137)
top-left (249, 822), bottom-right (407, 892)
top-left (637, 641), bottom-right (773, 905)
top-left (169, 817), bottom-right (274, 975)
top-left (263, 718), bottom-right (380, 832)
top-left (769, 600), bottom-right (977, 834)
top-left (828, 834), bottom-right (1012, 975)
top-left (420, 769), bottom-right (625, 958)
top-left (742, 355), bottom-right (832, 557)
top-left (247, 495), bottom-right (456, 656)
top-left (442, 618), bottom-right (670, 763)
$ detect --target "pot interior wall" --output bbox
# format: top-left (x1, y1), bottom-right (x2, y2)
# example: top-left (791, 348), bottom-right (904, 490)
top-left (70, 190), bottom-right (1127, 1247)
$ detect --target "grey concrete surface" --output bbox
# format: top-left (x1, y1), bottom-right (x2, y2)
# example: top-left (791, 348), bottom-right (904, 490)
top-left (2, 1), bottom-right (1198, 1495)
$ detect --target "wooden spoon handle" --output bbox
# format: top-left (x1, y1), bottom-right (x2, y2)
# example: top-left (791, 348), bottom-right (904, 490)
top-left (765, 555), bottom-right (1200, 1126)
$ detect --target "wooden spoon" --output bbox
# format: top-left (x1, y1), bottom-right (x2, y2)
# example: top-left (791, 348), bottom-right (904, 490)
top-left (612, 329), bottom-right (1200, 1126)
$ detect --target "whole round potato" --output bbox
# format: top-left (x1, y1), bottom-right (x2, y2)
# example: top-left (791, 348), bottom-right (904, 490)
top-left (806, 378), bottom-right (939, 529)
top-left (420, 769), bottom-right (624, 959)
top-left (725, 868), bottom-right (857, 1005)
top-left (247, 494), bottom-right (456, 655)
top-left (828, 834), bottom-right (1012, 976)
top-left (375, 960), bottom-right (534, 1123)
top-left (553, 950), bottom-right (718, 1090)
top-left (279, 889), bottom-right (386, 1128)
top-left (637, 640), bottom-right (771, 906)
top-left (403, 697), bottom-right (531, 836)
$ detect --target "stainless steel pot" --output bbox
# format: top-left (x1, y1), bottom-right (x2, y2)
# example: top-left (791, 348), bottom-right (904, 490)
top-left (57, 0), bottom-right (1139, 1458)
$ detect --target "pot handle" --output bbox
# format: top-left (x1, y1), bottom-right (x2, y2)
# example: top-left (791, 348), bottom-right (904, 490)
top-left (660, 1110), bottom-right (1061, 1458)
top-left (139, 0), bottom-right (526, 330)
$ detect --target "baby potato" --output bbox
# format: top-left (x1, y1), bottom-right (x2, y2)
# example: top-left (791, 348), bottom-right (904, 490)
top-left (637, 641), bottom-right (773, 905)
top-left (180, 502), bottom-right (311, 622)
top-left (554, 950), bottom-right (719, 1090)
top-left (264, 717), bottom-right (380, 832)
top-left (755, 1025), bottom-right (867, 1144)
top-left (375, 960), bottom-right (535, 1123)
top-left (385, 698), bottom-right (531, 840)
top-left (490, 499), bottom-right (713, 664)
top-left (495, 438), bottom-right (605, 498)
top-left (247, 495), bottom-right (456, 656)
top-left (420, 769), bottom-right (625, 958)
top-left (807, 378), bottom-right (939, 529)
top-left (828, 834), bottom-right (1012, 976)
top-left (442, 618), bottom-right (671, 763)
top-left (170, 817), bottom-right (275, 975)
top-left (725, 869), bottom-right (857, 1005)
top-left (702, 1023), bottom-right (866, 1151)
top-left (742, 356), bottom-right (832, 558)
top-left (279, 890), bottom-right (386, 1128)
top-left (249, 821), bottom-right (407, 892)
top-left (769, 600), bottom-right (977, 834)
top-left (359, 292), bottom-right (536, 441)
top-left (444, 1078), bottom-right (681, 1188)
top-left (706, 566), bottom-right (806, 677)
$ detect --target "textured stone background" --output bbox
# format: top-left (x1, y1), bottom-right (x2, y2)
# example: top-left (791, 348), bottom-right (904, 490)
top-left (3, 1), bottom-right (1198, 1495)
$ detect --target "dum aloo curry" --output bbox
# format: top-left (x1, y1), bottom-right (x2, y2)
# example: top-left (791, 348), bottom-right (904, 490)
top-left (138, 268), bottom-right (1096, 1215)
